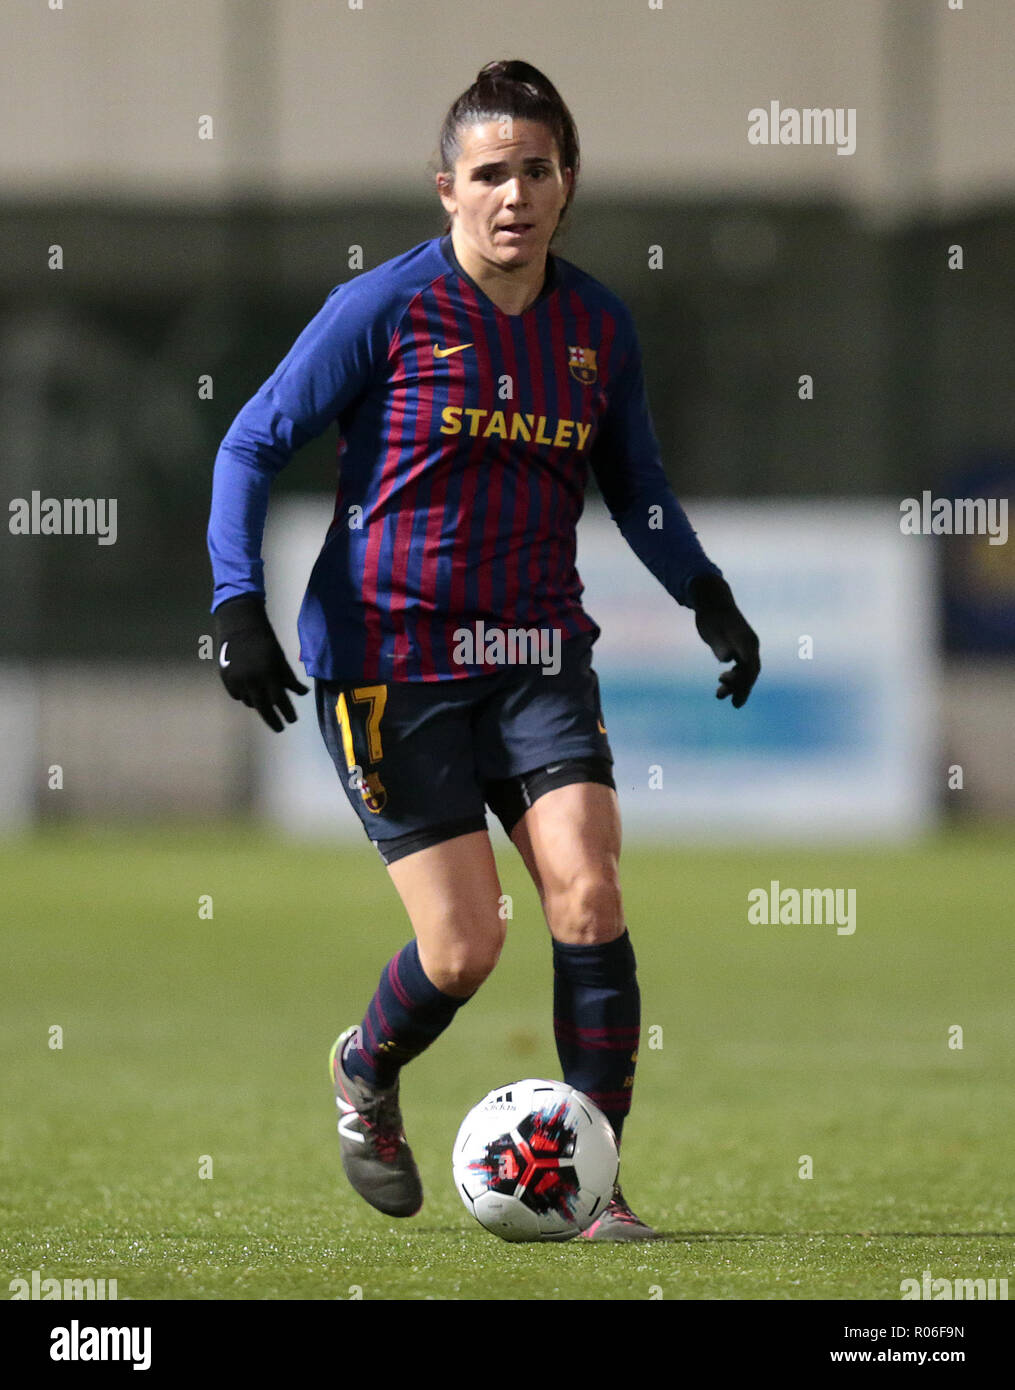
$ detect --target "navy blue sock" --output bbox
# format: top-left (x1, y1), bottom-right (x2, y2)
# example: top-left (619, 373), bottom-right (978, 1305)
top-left (552, 929), bottom-right (640, 1146)
top-left (344, 939), bottom-right (471, 1089)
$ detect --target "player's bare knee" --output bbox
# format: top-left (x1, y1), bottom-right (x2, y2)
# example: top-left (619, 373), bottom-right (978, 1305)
top-left (433, 956), bottom-right (498, 996)
top-left (426, 926), bottom-right (506, 995)
top-left (546, 866), bottom-right (624, 945)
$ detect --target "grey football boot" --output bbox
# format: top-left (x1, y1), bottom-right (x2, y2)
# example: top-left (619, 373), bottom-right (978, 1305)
top-left (580, 1180), bottom-right (661, 1241)
top-left (328, 1028), bottom-right (423, 1218)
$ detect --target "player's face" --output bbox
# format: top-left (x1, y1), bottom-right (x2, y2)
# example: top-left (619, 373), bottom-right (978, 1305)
top-left (437, 119), bottom-right (572, 272)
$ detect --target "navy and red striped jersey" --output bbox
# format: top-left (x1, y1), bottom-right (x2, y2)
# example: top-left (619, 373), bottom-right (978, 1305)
top-left (207, 233), bottom-right (721, 682)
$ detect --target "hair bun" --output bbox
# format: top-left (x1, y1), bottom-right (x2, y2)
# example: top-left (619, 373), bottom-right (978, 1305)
top-left (476, 59), bottom-right (542, 88)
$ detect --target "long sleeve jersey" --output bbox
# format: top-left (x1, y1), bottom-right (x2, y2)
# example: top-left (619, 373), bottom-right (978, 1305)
top-left (207, 232), bottom-right (721, 682)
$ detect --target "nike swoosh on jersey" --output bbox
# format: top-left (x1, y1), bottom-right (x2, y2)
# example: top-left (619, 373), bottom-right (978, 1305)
top-left (433, 342), bottom-right (474, 358)
top-left (219, 642), bottom-right (230, 669)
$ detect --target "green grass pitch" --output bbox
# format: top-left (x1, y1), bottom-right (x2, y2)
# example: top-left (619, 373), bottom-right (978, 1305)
top-left (1, 822), bottom-right (1012, 1301)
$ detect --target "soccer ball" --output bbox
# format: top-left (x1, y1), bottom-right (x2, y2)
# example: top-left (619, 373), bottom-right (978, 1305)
top-left (452, 1079), bottom-right (619, 1242)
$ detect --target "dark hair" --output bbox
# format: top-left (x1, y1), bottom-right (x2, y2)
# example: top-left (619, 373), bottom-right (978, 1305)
top-left (435, 60), bottom-right (580, 236)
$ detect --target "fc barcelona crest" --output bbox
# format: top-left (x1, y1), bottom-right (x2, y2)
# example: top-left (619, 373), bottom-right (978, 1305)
top-left (359, 770), bottom-right (387, 814)
top-left (568, 345), bottom-right (597, 385)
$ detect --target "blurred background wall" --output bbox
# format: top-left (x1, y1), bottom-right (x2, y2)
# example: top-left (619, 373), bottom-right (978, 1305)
top-left (1, 0), bottom-right (1012, 830)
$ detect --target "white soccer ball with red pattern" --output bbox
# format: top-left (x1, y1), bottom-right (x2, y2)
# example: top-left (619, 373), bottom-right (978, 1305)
top-left (452, 1079), bottom-right (619, 1242)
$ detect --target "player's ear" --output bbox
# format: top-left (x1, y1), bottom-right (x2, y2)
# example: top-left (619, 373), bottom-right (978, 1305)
top-left (436, 171), bottom-right (457, 217)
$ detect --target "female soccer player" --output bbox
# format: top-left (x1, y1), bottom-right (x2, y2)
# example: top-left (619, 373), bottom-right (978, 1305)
top-left (208, 60), bottom-right (760, 1240)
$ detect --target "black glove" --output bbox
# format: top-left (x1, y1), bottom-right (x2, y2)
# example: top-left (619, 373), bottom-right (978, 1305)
top-left (213, 594), bottom-right (308, 732)
top-left (688, 573), bottom-right (761, 709)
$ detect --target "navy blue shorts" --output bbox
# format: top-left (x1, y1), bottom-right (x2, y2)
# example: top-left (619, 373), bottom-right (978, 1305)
top-left (315, 629), bottom-right (615, 864)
